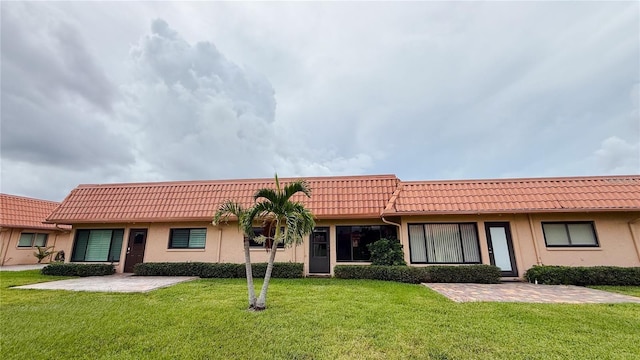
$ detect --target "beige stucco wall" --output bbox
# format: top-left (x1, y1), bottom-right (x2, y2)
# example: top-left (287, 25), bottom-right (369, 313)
top-left (0, 227), bottom-right (72, 266)
top-left (70, 222), bottom-right (307, 273)
top-left (70, 219), bottom-right (398, 274)
top-left (66, 211), bottom-right (640, 276)
top-left (398, 212), bottom-right (640, 278)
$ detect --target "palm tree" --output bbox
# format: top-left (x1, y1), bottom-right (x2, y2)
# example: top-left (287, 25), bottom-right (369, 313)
top-left (245, 174), bottom-right (315, 310)
top-left (213, 201), bottom-right (257, 309)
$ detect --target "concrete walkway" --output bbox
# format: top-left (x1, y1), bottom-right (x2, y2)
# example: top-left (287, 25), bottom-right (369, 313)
top-left (0, 264), bottom-right (47, 271)
top-left (12, 273), bottom-right (197, 293)
top-left (424, 282), bottom-right (640, 304)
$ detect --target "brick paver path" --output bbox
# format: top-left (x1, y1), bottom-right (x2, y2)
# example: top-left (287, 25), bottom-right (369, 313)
top-left (423, 282), bottom-right (640, 303)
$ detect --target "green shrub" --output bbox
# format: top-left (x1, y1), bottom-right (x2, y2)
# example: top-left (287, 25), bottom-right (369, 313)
top-left (134, 262), bottom-right (304, 278)
top-left (367, 238), bottom-right (406, 266)
top-left (41, 263), bottom-right (115, 277)
top-left (525, 265), bottom-right (640, 286)
top-left (334, 265), bottom-right (427, 283)
top-left (250, 262), bottom-right (304, 278)
top-left (423, 265), bottom-right (501, 284)
top-left (334, 264), bottom-right (501, 284)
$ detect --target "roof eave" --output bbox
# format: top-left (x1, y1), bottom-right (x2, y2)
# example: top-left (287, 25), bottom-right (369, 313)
top-left (383, 208), bottom-right (640, 216)
top-left (45, 213), bottom-right (387, 225)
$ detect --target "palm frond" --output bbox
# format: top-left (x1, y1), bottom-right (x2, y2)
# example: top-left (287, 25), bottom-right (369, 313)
top-left (213, 200), bottom-right (245, 225)
top-left (283, 180), bottom-right (311, 200)
top-left (254, 188), bottom-right (279, 203)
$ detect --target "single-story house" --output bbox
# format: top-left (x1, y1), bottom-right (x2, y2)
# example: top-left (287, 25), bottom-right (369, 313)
top-left (44, 174), bottom-right (640, 278)
top-left (1, 194), bottom-right (72, 266)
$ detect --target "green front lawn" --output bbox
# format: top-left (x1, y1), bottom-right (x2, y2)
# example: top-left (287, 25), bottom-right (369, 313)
top-left (2, 271), bottom-right (639, 359)
top-left (591, 286), bottom-right (640, 298)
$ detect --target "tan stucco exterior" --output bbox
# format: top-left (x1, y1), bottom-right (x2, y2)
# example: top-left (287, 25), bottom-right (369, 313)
top-left (65, 211), bottom-right (640, 277)
top-left (0, 227), bottom-right (72, 266)
top-left (398, 211), bottom-right (640, 277)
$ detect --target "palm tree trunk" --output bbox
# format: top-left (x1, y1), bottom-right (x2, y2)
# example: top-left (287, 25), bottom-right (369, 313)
top-left (255, 223), bottom-right (280, 310)
top-left (243, 238), bottom-right (256, 309)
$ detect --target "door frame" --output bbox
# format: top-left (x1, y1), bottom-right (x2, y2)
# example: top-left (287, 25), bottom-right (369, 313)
top-left (309, 227), bottom-right (330, 274)
top-left (484, 222), bottom-right (518, 277)
top-left (124, 228), bottom-right (148, 273)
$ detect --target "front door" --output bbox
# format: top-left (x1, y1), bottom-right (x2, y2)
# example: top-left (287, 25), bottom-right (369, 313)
top-left (124, 229), bottom-right (147, 273)
top-left (309, 227), bottom-right (330, 273)
top-left (484, 222), bottom-right (518, 277)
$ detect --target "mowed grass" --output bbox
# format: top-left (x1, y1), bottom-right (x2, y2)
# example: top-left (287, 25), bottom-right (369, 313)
top-left (590, 286), bottom-right (640, 298)
top-left (2, 271), bottom-right (639, 360)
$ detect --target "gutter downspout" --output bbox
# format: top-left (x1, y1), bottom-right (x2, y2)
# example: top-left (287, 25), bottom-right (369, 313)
top-left (53, 224), bottom-right (72, 263)
top-left (381, 216), bottom-right (401, 228)
top-left (1, 228), bottom-right (13, 266)
top-left (527, 214), bottom-right (542, 265)
top-left (216, 228), bottom-right (223, 263)
top-left (628, 217), bottom-right (640, 263)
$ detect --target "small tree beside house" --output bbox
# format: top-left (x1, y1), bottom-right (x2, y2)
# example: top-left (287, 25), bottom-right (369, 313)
top-left (214, 174), bottom-right (315, 311)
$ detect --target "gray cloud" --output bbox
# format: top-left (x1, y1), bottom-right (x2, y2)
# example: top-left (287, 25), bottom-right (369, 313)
top-left (1, 2), bottom-right (134, 170)
top-left (1, 2), bottom-right (638, 201)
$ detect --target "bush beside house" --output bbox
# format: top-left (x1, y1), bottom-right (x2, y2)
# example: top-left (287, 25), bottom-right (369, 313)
top-left (134, 262), bottom-right (304, 279)
top-left (334, 264), bottom-right (501, 284)
top-left (525, 265), bottom-right (640, 286)
top-left (42, 263), bottom-right (115, 277)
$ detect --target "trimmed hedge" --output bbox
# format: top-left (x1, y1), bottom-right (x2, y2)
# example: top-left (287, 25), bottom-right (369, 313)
top-left (41, 263), bottom-right (115, 277)
top-left (334, 264), bottom-right (501, 284)
top-left (134, 262), bottom-right (304, 278)
top-left (334, 265), bottom-right (427, 283)
top-left (525, 265), bottom-right (640, 286)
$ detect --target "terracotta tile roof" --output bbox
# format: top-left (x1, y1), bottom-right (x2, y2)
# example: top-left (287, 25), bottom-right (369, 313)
top-left (46, 175), bottom-right (400, 224)
top-left (385, 175), bottom-right (640, 215)
top-left (0, 194), bottom-right (69, 230)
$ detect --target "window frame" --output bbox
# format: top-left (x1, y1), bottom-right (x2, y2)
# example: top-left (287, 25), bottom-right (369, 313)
top-left (246, 227), bottom-right (285, 249)
top-left (407, 222), bottom-right (482, 265)
top-left (168, 228), bottom-right (207, 249)
top-left (71, 229), bottom-right (124, 262)
top-left (336, 225), bottom-right (398, 262)
top-left (17, 232), bottom-right (48, 248)
top-left (542, 221), bottom-right (599, 248)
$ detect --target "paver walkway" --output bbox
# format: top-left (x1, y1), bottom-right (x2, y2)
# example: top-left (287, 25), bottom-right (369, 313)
top-left (423, 282), bottom-right (640, 303)
top-left (13, 273), bottom-right (197, 293)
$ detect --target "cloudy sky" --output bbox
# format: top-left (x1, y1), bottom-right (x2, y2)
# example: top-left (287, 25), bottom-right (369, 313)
top-left (1, 2), bottom-right (638, 201)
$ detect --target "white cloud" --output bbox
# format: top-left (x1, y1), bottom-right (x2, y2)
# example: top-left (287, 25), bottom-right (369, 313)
top-left (593, 136), bottom-right (639, 174)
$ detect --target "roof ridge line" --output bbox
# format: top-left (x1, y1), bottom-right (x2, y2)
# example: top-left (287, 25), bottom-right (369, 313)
top-left (0, 193), bottom-right (61, 204)
top-left (76, 174), bottom-right (400, 188)
top-left (400, 174), bottom-right (640, 185)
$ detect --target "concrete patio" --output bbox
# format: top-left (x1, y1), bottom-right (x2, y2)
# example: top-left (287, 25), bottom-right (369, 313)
top-left (12, 273), bottom-right (197, 293)
top-left (424, 282), bottom-right (640, 304)
top-left (0, 264), bottom-right (47, 271)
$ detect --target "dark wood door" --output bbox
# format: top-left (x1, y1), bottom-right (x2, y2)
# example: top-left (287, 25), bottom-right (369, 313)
top-left (484, 222), bottom-right (518, 277)
top-left (309, 227), bottom-right (330, 273)
top-left (124, 229), bottom-right (147, 273)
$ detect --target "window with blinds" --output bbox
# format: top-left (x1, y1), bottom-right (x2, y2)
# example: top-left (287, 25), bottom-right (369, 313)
top-left (169, 228), bottom-right (207, 249)
top-left (542, 222), bottom-right (598, 247)
top-left (408, 223), bottom-right (481, 264)
top-left (71, 229), bottom-right (124, 262)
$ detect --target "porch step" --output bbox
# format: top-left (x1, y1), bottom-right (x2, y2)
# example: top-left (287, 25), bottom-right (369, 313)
top-left (306, 273), bottom-right (332, 278)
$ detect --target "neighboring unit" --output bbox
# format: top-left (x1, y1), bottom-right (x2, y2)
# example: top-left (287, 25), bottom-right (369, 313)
top-left (1, 194), bottom-right (72, 266)
top-left (44, 175), bottom-right (640, 278)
